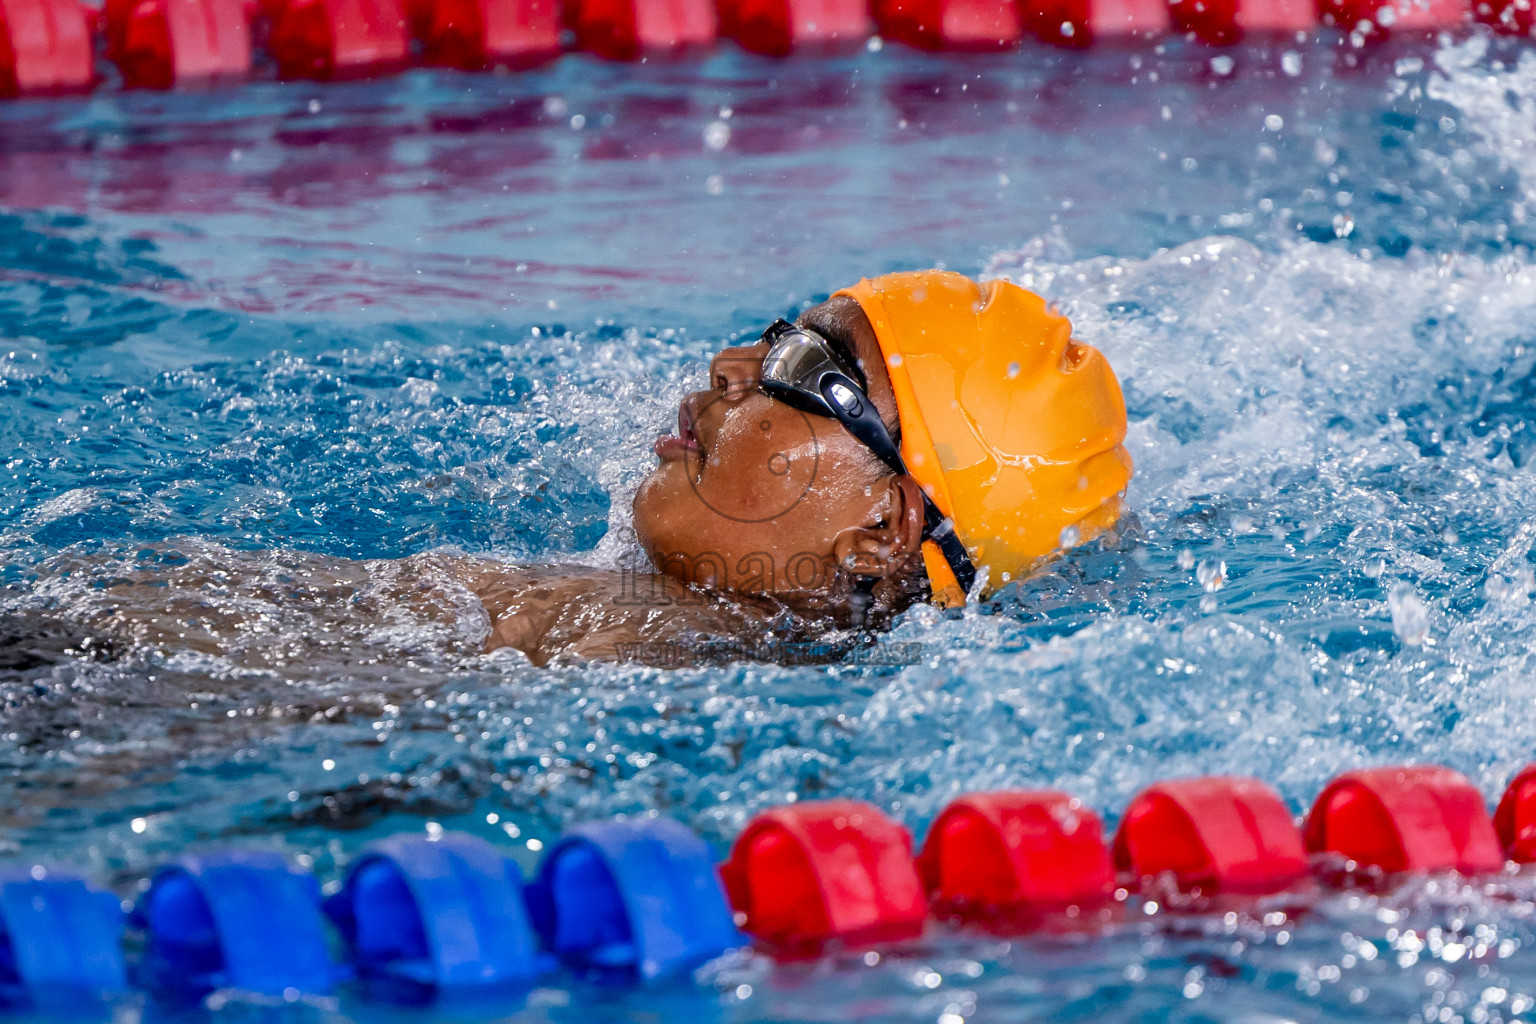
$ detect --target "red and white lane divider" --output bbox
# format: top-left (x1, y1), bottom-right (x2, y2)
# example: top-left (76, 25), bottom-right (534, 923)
top-left (0, 0), bottom-right (94, 96)
top-left (265, 0), bottom-right (410, 80)
top-left (102, 0), bottom-right (250, 88)
top-left (1, 0), bottom-right (1522, 100)
top-left (722, 0), bottom-right (870, 54)
top-left (407, 0), bottom-right (561, 67)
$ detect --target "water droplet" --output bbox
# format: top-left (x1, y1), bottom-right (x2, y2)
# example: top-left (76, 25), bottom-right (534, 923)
top-left (1196, 559), bottom-right (1227, 592)
top-left (704, 120), bottom-right (731, 151)
top-left (1388, 583), bottom-right (1430, 646)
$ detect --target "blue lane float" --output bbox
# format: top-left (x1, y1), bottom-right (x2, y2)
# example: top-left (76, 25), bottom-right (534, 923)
top-left (325, 832), bottom-right (545, 991)
top-left (134, 850), bottom-right (335, 997)
top-left (524, 818), bottom-right (743, 980)
top-left (0, 874), bottom-right (125, 1002)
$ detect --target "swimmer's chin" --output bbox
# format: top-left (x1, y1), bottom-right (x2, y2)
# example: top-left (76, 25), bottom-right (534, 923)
top-left (630, 463), bottom-right (672, 538)
top-left (631, 459), bottom-right (704, 565)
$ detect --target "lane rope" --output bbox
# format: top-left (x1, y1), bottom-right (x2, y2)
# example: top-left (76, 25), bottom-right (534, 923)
top-left (3, 761), bottom-right (1534, 1003)
top-left (2, 0), bottom-right (1519, 101)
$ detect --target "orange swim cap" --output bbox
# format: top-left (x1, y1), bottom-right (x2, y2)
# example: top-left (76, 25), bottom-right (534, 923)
top-left (836, 270), bottom-right (1133, 605)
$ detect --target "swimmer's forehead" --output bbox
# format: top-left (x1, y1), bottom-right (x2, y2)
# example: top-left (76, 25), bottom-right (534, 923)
top-left (795, 297), bottom-right (865, 364)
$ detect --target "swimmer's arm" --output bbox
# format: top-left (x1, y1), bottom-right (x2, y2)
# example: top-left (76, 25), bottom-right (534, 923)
top-left (452, 561), bottom-right (563, 664)
top-left (449, 560), bottom-right (763, 666)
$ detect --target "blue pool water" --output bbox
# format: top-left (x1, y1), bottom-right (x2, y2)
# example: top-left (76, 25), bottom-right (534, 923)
top-left (5, 29), bottom-right (1536, 1022)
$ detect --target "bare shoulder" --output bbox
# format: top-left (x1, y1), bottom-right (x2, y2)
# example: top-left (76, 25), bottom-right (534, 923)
top-left (445, 559), bottom-right (773, 666)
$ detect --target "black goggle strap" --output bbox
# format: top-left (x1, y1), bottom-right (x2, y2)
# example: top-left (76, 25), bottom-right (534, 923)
top-left (761, 318), bottom-right (797, 343)
top-left (925, 515), bottom-right (977, 595)
top-left (816, 371), bottom-right (903, 475)
top-left (818, 372), bottom-right (978, 596)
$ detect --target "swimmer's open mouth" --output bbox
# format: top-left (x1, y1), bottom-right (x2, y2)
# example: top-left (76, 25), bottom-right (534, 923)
top-left (653, 401), bottom-right (703, 461)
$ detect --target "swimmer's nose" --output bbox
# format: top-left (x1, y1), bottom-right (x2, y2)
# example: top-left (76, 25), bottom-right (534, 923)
top-left (708, 341), bottom-right (769, 402)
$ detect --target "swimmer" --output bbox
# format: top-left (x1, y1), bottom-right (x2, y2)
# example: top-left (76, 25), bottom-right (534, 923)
top-left (455, 269), bottom-right (1133, 664)
top-left (40, 271), bottom-right (1132, 668)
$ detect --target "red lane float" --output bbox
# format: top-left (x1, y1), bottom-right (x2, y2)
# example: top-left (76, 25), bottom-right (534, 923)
top-left (566, 0), bottom-right (715, 58)
top-left (719, 0), bottom-right (869, 54)
top-left (104, 0), bottom-right (250, 89)
top-left (413, 0), bottom-right (560, 67)
top-left (1113, 777), bottom-right (1307, 894)
top-left (870, 0), bottom-right (1020, 49)
top-left (1021, 0), bottom-right (1169, 45)
top-left (0, 0), bottom-right (93, 97)
top-left (1304, 766), bottom-right (1504, 875)
top-left (720, 799), bottom-right (926, 947)
top-left (1317, 0), bottom-right (1469, 31)
top-left (266, 0), bottom-right (409, 78)
top-left (1495, 764), bottom-right (1536, 862)
top-left (917, 791), bottom-right (1113, 914)
top-left (1165, 0), bottom-right (1313, 43)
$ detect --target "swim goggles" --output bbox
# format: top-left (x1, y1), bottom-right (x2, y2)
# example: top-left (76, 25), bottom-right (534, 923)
top-left (757, 318), bottom-right (978, 595)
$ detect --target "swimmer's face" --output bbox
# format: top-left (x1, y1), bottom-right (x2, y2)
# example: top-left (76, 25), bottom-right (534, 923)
top-left (633, 297), bottom-right (926, 599)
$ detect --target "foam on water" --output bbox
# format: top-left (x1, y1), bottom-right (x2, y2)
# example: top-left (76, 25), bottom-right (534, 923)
top-left (1431, 39), bottom-right (1536, 206)
top-left (3, 31), bottom-right (1536, 1024)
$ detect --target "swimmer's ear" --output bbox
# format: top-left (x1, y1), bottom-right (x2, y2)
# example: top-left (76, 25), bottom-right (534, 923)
top-left (831, 476), bottom-right (926, 579)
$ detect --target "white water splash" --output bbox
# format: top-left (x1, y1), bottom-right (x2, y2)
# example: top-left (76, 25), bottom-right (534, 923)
top-left (1429, 37), bottom-right (1536, 205)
